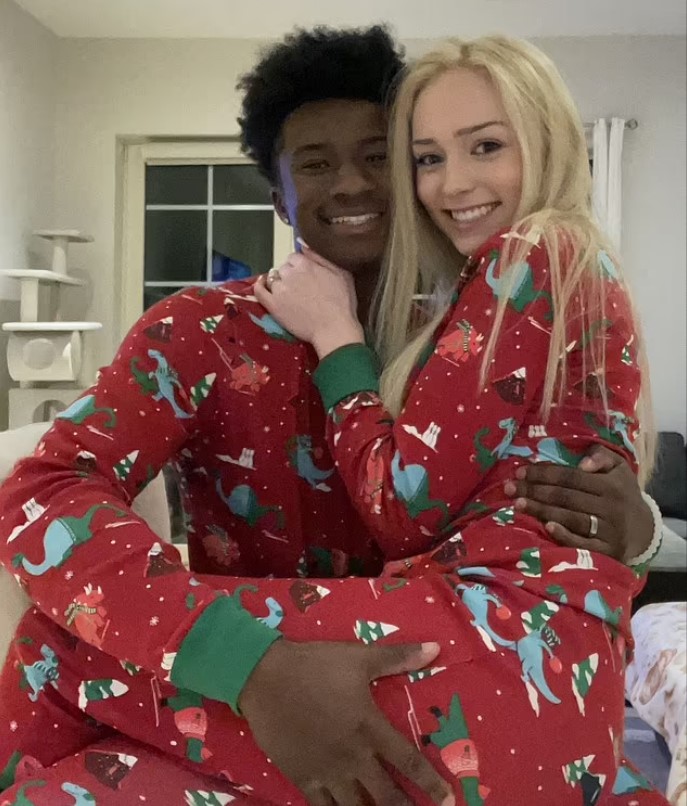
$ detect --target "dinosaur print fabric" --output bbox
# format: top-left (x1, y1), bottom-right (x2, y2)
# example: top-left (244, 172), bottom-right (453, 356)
top-left (0, 230), bottom-right (669, 803)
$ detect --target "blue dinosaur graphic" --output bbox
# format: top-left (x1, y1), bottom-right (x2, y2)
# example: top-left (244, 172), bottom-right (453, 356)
top-left (484, 250), bottom-right (553, 319)
top-left (229, 585), bottom-right (284, 629)
top-left (248, 312), bottom-right (296, 342)
top-left (584, 411), bottom-right (637, 457)
top-left (612, 763), bottom-right (653, 795)
top-left (584, 590), bottom-right (623, 628)
top-left (12, 504), bottom-right (126, 577)
top-left (215, 477), bottom-right (284, 530)
top-left (597, 250), bottom-right (620, 282)
top-left (56, 394), bottom-right (116, 429)
top-left (61, 782), bottom-right (96, 805)
top-left (515, 626), bottom-right (561, 708)
top-left (472, 419), bottom-right (532, 471)
top-left (456, 583), bottom-right (513, 648)
top-left (18, 644), bottom-right (59, 702)
top-left (391, 451), bottom-right (449, 522)
top-left (533, 437), bottom-right (583, 466)
top-left (130, 350), bottom-right (192, 419)
top-left (148, 349), bottom-right (193, 419)
top-left (260, 597), bottom-right (284, 629)
top-left (287, 435), bottom-right (334, 490)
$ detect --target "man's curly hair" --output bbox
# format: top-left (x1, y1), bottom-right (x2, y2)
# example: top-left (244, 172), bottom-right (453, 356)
top-left (237, 25), bottom-right (405, 183)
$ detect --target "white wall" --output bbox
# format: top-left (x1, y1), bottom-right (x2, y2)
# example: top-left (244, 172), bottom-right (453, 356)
top-left (0, 0), bottom-right (56, 300)
top-left (0, 0), bottom-right (57, 428)
top-left (53, 35), bottom-right (686, 434)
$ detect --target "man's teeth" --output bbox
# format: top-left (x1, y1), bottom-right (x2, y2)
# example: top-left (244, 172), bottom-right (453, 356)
top-left (328, 213), bottom-right (380, 225)
top-left (450, 204), bottom-right (497, 223)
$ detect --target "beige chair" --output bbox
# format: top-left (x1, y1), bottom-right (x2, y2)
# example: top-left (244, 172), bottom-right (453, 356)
top-left (0, 421), bottom-right (172, 663)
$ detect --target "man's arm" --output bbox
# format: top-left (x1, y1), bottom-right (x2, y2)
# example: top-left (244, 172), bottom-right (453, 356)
top-left (0, 288), bottom-right (279, 712)
top-left (504, 445), bottom-right (658, 564)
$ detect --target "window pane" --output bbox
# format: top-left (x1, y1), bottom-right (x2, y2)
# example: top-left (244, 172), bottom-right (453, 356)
top-left (213, 210), bottom-right (273, 278)
top-left (213, 165), bottom-right (271, 205)
top-left (143, 285), bottom-right (191, 311)
top-left (145, 211), bottom-right (207, 282)
top-left (146, 165), bottom-right (207, 205)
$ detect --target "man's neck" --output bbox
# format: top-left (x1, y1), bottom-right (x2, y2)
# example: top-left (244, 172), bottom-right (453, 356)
top-left (354, 265), bottom-right (382, 327)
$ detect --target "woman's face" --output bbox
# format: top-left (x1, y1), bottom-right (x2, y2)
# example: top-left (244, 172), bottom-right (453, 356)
top-left (412, 67), bottom-right (523, 257)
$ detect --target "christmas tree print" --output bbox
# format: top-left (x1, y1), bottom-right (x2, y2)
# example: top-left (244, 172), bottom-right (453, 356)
top-left (408, 666), bottom-right (447, 683)
top-left (516, 547), bottom-right (541, 578)
top-left (492, 367), bottom-right (526, 404)
top-left (562, 755), bottom-right (606, 804)
top-left (571, 654), bottom-right (599, 716)
top-left (78, 678), bottom-right (129, 711)
top-left (190, 373), bottom-right (217, 408)
top-left (545, 584), bottom-right (569, 604)
top-left (621, 339), bottom-right (633, 367)
top-left (144, 316), bottom-right (173, 343)
top-left (113, 451), bottom-right (139, 482)
top-left (521, 601), bottom-right (559, 633)
top-left (84, 750), bottom-right (138, 790)
top-left (200, 315), bottom-right (223, 334)
top-left (492, 506), bottom-right (515, 526)
top-left (184, 791), bottom-right (236, 806)
top-left (354, 620), bottom-right (399, 645)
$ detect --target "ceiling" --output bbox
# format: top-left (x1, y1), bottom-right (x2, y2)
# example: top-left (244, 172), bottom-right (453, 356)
top-left (13, 0), bottom-right (687, 39)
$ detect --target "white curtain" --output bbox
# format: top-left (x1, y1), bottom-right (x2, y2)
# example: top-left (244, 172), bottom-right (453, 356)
top-left (591, 117), bottom-right (625, 250)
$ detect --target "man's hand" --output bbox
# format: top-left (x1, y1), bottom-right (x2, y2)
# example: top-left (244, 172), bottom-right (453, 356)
top-left (504, 445), bottom-right (653, 563)
top-left (239, 639), bottom-right (455, 806)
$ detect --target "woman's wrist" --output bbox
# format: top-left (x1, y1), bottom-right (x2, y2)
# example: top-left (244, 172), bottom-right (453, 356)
top-left (313, 324), bottom-right (365, 360)
top-left (626, 492), bottom-right (663, 567)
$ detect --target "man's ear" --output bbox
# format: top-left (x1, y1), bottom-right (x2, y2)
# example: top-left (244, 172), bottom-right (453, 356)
top-left (271, 188), bottom-right (290, 226)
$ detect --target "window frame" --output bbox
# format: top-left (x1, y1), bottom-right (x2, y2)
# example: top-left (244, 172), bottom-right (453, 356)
top-left (119, 140), bottom-right (293, 336)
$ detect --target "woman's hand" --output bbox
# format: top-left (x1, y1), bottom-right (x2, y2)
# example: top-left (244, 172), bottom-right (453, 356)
top-left (254, 244), bottom-right (365, 359)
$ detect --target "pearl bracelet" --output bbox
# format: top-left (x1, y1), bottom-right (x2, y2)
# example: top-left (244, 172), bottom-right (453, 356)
top-left (626, 492), bottom-right (664, 568)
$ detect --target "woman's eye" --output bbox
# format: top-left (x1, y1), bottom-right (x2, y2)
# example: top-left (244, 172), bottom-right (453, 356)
top-left (474, 140), bottom-right (502, 156)
top-left (414, 154), bottom-right (442, 168)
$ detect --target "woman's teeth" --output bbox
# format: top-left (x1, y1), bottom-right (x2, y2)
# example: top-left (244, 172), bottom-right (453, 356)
top-left (450, 203), bottom-right (498, 223)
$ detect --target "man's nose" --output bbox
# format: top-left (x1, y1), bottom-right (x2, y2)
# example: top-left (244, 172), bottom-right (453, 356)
top-left (331, 163), bottom-right (374, 197)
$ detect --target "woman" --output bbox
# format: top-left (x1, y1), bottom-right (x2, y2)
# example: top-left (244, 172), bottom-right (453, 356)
top-left (254, 34), bottom-right (665, 804)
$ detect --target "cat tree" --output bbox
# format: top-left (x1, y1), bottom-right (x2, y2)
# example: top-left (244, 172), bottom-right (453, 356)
top-left (2, 230), bottom-right (102, 428)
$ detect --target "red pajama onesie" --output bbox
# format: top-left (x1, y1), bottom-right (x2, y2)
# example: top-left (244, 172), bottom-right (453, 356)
top-left (0, 229), bottom-right (668, 805)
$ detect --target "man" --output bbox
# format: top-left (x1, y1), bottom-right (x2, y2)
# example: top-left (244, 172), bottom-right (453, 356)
top-left (0, 25), bottom-right (657, 805)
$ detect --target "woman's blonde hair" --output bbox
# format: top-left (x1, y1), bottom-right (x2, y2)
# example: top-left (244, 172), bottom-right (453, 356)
top-left (374, 35), bottom-right (655, 484)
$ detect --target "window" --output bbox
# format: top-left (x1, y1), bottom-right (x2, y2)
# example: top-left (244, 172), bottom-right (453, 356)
top-left (119, 141), bottom-right (292, 338)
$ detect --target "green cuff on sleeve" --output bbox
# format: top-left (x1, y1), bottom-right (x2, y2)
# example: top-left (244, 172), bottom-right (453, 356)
top-left (313, 343), bottom-right (380, 411)
top-left (171, 595), bottom-right (281, 714)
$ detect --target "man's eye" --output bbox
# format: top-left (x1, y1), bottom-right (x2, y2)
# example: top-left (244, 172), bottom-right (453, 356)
top-left (301, 161), bottom-right (329, 171)
top-left (367, 152), bottom-right (388, 164)
top-left (474, 140), bottom-right (502, 156)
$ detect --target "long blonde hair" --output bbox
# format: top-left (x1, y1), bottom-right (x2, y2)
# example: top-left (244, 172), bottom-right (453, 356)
top-left (374, 35), bottom-right (655, 483)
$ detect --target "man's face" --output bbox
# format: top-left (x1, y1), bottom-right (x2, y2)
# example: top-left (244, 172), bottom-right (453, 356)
top-left (274, 100), bottom-right (390, 274)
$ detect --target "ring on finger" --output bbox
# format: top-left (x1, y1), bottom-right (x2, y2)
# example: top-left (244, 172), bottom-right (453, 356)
top-left (588, 513), bottom-right (599, 538)
top-left (266, 267), bottom-right (282, 290)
